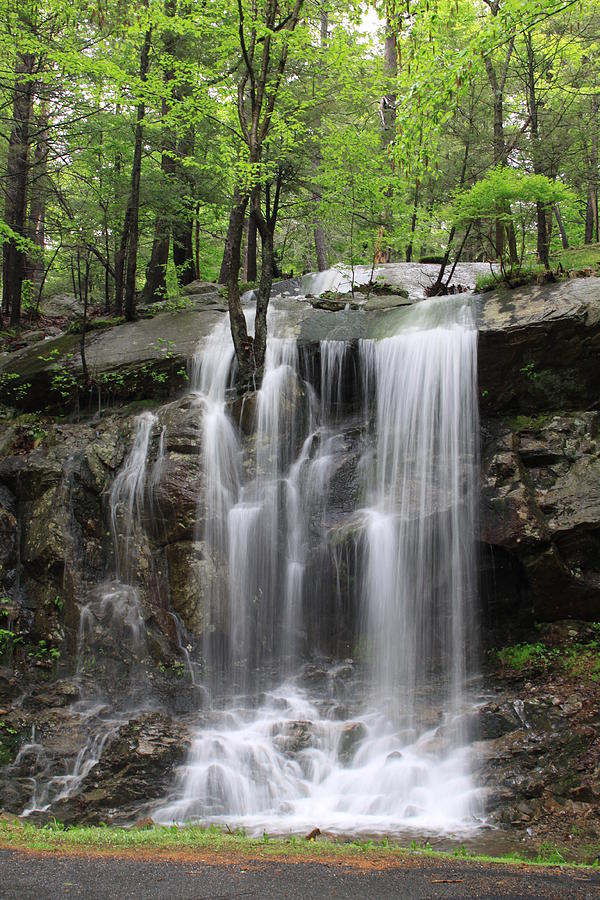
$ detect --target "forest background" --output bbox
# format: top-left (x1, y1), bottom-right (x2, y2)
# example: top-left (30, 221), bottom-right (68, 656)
top-left (1, 0), bottom-right (598, 379)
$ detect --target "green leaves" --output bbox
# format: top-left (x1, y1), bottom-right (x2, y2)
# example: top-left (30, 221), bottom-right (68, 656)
top-left (451, 167), bottom-right (573, 226)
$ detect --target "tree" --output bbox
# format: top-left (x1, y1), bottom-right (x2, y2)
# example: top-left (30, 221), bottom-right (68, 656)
top-left (223, 0), bottom-right (304, 388)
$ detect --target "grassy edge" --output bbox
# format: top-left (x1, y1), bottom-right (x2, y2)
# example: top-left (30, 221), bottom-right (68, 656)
top-left (0, 823), bottom-right (596, 870)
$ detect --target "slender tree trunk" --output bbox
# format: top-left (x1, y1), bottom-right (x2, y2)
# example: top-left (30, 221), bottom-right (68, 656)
top-left (142, 92), bottom-right (175, 304)
top-left (585, 97), bottom-right (599, 244)
top-left (172, 127), bottom-right (195, 285)
top-left (226, 193), bottom-right (253, 385)
top-left (312, 5), bottom-right (329, 270)
top-left (195, 202), bottom-right (201, 280)
top-left (26, 103), bottom-right (48, 299)
top-left (2, 52), bottom-right (35, 327)
top-left (103, 207), bottom-right (111, 311)
top-left (219, 187), bottom-right (243, 284)
top-left (142, 225), bottom-right (170, 304)
top-left (484, 32), bottom-right (518, 265)
top-left (172, 221), bottom-right (194, 284)
top-left (314, 224), bottom-right (328, 271)
top-left (119, 27), bottom-right (152, 321)
top-left (374, 7), bottom-right (398, 264)
top-left (406, 177), bottom-right (420, 262)
top-left (554, 204), bottom-right (569, 249)
top-left (246, 208), bottom-right (258, 282)
top-left (525, 33), bottom-right (550, 269)
top-left (430, 106), bottom-right (472, 294)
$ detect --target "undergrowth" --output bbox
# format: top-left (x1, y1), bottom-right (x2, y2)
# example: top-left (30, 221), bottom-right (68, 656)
top-left (0, 820), bottom-right (596, 869)
top-left (491, 626), bottom-right (600, 682)
top-left (475, 243), bottom-right (600, 292)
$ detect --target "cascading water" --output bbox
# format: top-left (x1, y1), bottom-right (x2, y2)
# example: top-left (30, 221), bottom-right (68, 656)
top-left (154, 288), bottom-right (483, 835)
top-left (359, 298), bottom-right (479, 727)
top-left (16, 263), bottom-right (486, 834)
top-left (18, 412), bottom-right (163, 816)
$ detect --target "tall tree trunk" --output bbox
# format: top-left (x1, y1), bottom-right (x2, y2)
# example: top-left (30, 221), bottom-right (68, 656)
top-left (142, 224), bottom-right (170, 304)
top-left (406, 177), bottom-right (420, 262)
top-left (219, 187), bottom-right (244, 284)
top-left (314, 224), bottom-right (327, 271)
top-left (246, 208), bottom-right (258, 282)
top-left (2, 52), bottom-right (35, 327)
top-left (172, 221), bottom-right (194, 284)
top-left (585, 97), bottom-right (599, 244)
top-left (374, 7), bottom-right (398, 264)
top-left (121, 27), bottom-right (152, 321)
top-left (312, 5), bottom-right (329, 270)
top-left (484, 30), bottom-right (518, 265)
top-left (142, 60), bottom-right (176, 304)
top-left (525, 33), bottom-right (550, 269)
top-left (172, 127), bottom-right (195, 286)
top-left (226, 192), bottom-right (253, 385)
top-left (429, 102), bottom-right (472, 295)
top-left (26, 103), bottom-right (49, 299)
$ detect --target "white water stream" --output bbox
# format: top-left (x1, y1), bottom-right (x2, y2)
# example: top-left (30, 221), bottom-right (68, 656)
top-left (154, 276), bottom-right (484, 835)
top-left (17, 264), bottom-right (485, 834)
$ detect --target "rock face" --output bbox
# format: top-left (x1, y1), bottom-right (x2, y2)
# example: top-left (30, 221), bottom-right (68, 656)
top-left (473, 624), bottom-right (600, 856)
top-left (477, 277), bottom-right (600, 629)
top-left (52, 713), bottom-right (191, 825)
top-left (481, 411), bottom-right (600, 626)
top-left (478, 278), bottom-right (600, 415)
top-left (0, 305), bottom-right (223, 412)
top-left (0, 271), bottom-right (599, 834)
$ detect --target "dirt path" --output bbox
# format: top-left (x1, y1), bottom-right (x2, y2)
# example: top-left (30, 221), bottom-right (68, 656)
top-left (1, 848), bottom-right (599, 899)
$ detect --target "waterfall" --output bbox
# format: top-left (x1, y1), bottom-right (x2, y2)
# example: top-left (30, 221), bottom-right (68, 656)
top-left (78, 411), bottom-right (159, 667)
top-left (155, 291), bottom-right (483, 834)
top-left (20, 412), bottom-right (163, 816)
top-left (17, 261), bottom-right (485, 831)
top-left (359, 298), bottom-right (479, 728)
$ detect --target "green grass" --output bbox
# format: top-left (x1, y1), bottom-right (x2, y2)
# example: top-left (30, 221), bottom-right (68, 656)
top-left (0, 821), bottom-right (596, 869)
top-left (475, 243), bottom-right (600, 293)
top-left (505, 414), bottom-right (555, 433)
top-left (550, 242), bottom-right (600, 272)
top-left (492, 631), bottom-right (600, 682)
top-left (494, 642), bottom-right (556, 674)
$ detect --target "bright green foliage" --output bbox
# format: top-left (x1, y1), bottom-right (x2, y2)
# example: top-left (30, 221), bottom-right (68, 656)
top-left (494, 631), bottom-right (600, 682)
top-left (0, 0), bottom-right (599, 327)
top-left (453, 169), bottom-right (572, 229)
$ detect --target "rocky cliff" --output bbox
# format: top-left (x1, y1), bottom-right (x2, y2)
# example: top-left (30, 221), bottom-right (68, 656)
top-left (0, 273), bottom-right (599, 853)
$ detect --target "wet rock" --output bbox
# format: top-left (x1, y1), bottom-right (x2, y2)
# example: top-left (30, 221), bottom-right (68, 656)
top-left (150, 454), bottom-right (203, 544)
top-left (22, 680), bottom-right (80, 711)
top-left (385, 750), bottom-right (403, 764)
top-left (158, 397), bottom-right (204, 455)
top-left (475, 705), bottom-right (522, 740)
top-left (480, 412), bottom-right (600, 622)
top-left (229, 391), bottom-right (258, 435)
top-left (272, 720), bottom-right (313, 755)
top-left (338, 722), bottom-right (367, 764)
top-left (51, 712), bottom-right (191, 825)
top-left (0, 487), bottom-right (17, 587)
top-left (165, 541), bottom-right (221, 634)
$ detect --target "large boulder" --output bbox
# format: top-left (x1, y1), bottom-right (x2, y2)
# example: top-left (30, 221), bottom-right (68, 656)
top-left (0, 306), bottom-right (224, 412)
top-left (478, 278), bottom-right (600, 415)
